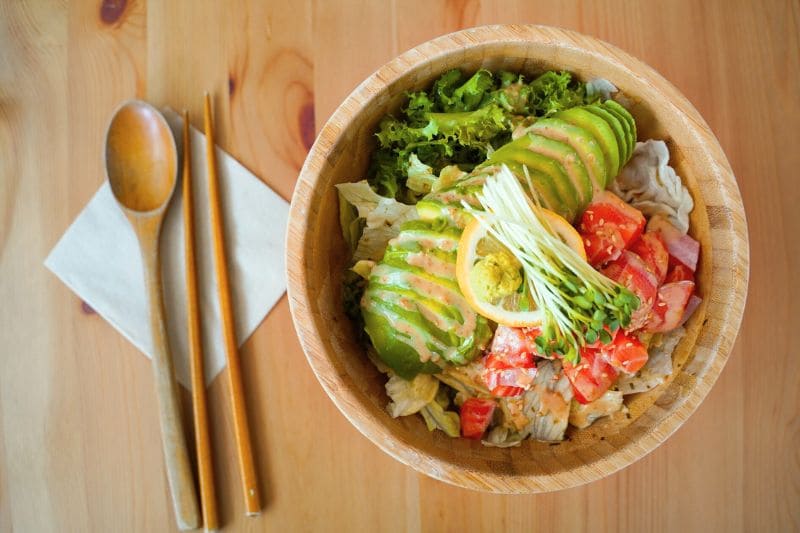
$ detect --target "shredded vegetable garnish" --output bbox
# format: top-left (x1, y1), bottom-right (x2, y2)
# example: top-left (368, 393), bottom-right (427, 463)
top-left (466, 166), bottom-right (639, 363)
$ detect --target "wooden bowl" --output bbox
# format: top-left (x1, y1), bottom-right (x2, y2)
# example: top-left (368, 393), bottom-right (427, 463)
top-left (286, 25), bottom-right (749, 492)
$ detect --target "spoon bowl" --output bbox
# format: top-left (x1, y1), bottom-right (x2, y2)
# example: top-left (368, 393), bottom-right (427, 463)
top-left (104, 100), bottom-right (200, 530)
top-left (106, 101), bottom-right (177, 213)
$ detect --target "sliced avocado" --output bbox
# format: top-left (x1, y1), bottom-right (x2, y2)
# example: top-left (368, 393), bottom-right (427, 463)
top-left (378, 255), bottom-right (461, 293)
top-left (529, 117), bottom-right (608, 195)
top-left (518, 133), bottom-right (593, 212)
top-left (490, 143), bottom-right (579, 221)
top-left (603, 100), bottom-right (637, 151)
top-left (500, 146), bottom-right (572, 221)
top-left (416, 175), bottom-right (487, 226)
top-left (599, 103), bottom-right (635, 169)
top-left (362, 305), bottom-right (442, 379)
top-left (585, 104), bottom-right (629, 165)
top-left (556, 107), bottom-right (620, 185)
top-left (361, 219), bottom-right (491, 376)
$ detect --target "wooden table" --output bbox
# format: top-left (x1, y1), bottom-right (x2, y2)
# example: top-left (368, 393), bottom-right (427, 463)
top-left (1, 1), bottom-right (797, 531)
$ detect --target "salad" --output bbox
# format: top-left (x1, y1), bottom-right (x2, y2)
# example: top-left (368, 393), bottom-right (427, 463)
top-left (337, 69), bottom-right (701, 445)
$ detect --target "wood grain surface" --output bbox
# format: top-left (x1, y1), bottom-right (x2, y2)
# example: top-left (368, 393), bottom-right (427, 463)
top-left (0, 1), bottom-right (797, 531)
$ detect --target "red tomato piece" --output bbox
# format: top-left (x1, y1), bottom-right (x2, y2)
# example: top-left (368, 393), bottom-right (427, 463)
top-left (645, 281), bottom-right (695, 333)
top-left (484, 352), bottom-right (513, 370)
top-left (600, 331), bottom-right (649, 375)
top-left (629, 232), bottom-right (669, 284)
top-left (602, 251), bottom-right (659, 331)
top-left (665, 263), bottom-right (695, 283)
top-left (460, 398), bottom-right (496, 439)
top-left (489, 326), bottom-right (539, 367)
top-left (648, 216), bottom-right (700, 271)
top-left (482, 363), bottom-right (537, 392)
top-left (582, 227), bottom-right (626, 267)
top-left (580, 191), bottom-right (646, 241)
top-left (563, 348), bottom-right (619, 404)
top-left (579, 192), bottom-right (646, 267)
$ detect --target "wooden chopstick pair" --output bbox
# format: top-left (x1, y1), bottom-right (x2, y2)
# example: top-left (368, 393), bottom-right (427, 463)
top-left (181, 94), bottom-right (261, 531)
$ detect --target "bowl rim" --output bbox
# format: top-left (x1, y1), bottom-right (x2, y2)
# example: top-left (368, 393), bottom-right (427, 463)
top-left (286, 24), bottom-right (750, 493)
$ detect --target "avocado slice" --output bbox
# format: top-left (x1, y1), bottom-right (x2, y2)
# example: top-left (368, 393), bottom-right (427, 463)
top-left (487, 134), bottom-right (592, 216)
top-left (585, 104), bottom-right (629, 166)
top-left (361, 219), bottom-right (492, 377)
top-left (556, 107), bottom-right (620, 185)
top-left (362, 304), bottom-right (443, 379)
top-left (415, 171), bottom-right (493, 227)
top-left (603, 100), bottom-right (637, 152)
top-left (599, 103), bottom-right (635, 169)
top-left (516, 133), bottom-right (594, 212)
top-left (529, 117), bottom-right (608, 195)
top-left (499, 146), bottom-right (574, 221)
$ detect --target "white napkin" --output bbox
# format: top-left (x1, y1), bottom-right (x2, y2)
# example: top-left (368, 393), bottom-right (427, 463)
top-left (44, 109), bottom-right (289, 388)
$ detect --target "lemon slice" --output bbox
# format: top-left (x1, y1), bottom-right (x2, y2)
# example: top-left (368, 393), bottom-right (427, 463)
top-left (456, 209), bottom-right (586, 327)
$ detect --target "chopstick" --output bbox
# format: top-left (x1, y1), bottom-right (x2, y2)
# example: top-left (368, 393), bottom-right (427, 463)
top-left (203, 93), bottom-right (262, 517)
top-left (182, 110), bottom-right (219, 532)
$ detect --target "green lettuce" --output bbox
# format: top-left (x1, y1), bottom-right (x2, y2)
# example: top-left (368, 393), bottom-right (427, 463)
top-left (367, 69), bottom-right (598, 202)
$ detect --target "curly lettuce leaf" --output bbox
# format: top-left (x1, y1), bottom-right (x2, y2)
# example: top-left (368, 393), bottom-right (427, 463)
top-left (367, 69), bottom-right (599, 203)
top-left (529, 71), bottom-right (597, 116)
top-left (426, 102), bottom-right (510, 145)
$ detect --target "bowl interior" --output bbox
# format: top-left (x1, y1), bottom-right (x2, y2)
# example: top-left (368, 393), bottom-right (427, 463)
top-left (287, 26), bottom-right (746, 492)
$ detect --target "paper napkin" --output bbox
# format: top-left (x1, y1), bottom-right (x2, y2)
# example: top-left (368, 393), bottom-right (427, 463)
top-left (45, 109), bottom-right (289, 388)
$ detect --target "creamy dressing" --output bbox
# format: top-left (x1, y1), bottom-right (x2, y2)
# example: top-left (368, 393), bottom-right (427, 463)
top-left (376, 269), bottom-right (476, 338)
top-left (534, 124), bottom-right (604, 193)
top-left (404, 251), bottom-right (456, 279)
top-left (527, 145), bottom-right (588, 205)
top-left (368, 287), bottom-right (460, 337)
top-left (366, 300), bottom-right (448, 363)
top-left (533, 386), bottom-right (569, 418)
top-left (394, 231), bottom-right (459, 252)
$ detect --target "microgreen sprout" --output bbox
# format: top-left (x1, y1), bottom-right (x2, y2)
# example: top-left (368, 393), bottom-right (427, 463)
top-left (465, 165), bottom-right (639, 363)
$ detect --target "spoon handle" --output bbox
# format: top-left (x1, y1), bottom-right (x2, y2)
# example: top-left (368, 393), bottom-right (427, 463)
top-left (139, 222), bottom-right (200, 531)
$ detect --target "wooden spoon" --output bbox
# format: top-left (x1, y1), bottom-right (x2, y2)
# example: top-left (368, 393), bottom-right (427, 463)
top-left (105, 100), bottom-right (200, 531)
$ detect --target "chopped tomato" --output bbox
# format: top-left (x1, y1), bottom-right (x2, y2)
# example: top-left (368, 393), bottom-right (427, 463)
top-left (484, 351), bottom-right (533, 370)
top-left (579, 191), bottom-right (646, 267)
top-left (629, 232), bottom-right (669, 284)
top-left (482, 338), bottom-right (538, 396)
top-left (483, 365), bottom-right (537, 392)
top-left (645, 281), bottom-right (695, 333)
top-left (563, 348), bottom-right (618, 404)
top-left (460, 398), bottom-right (496, 439)
top-left (581, 227), bottom-right (626, 267)
top-left (580, 191), bottom-right (647, 242)
top-left (602, 251), bottom-right (659, 331)
top-left (600, 330), bottom-right (649, 375)
top-left (489, 326), bottom-right (540, 366)
top-left (648, 216), bottom-right (700, 271)
top-left (665, 263), bottom-right (695, 283)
